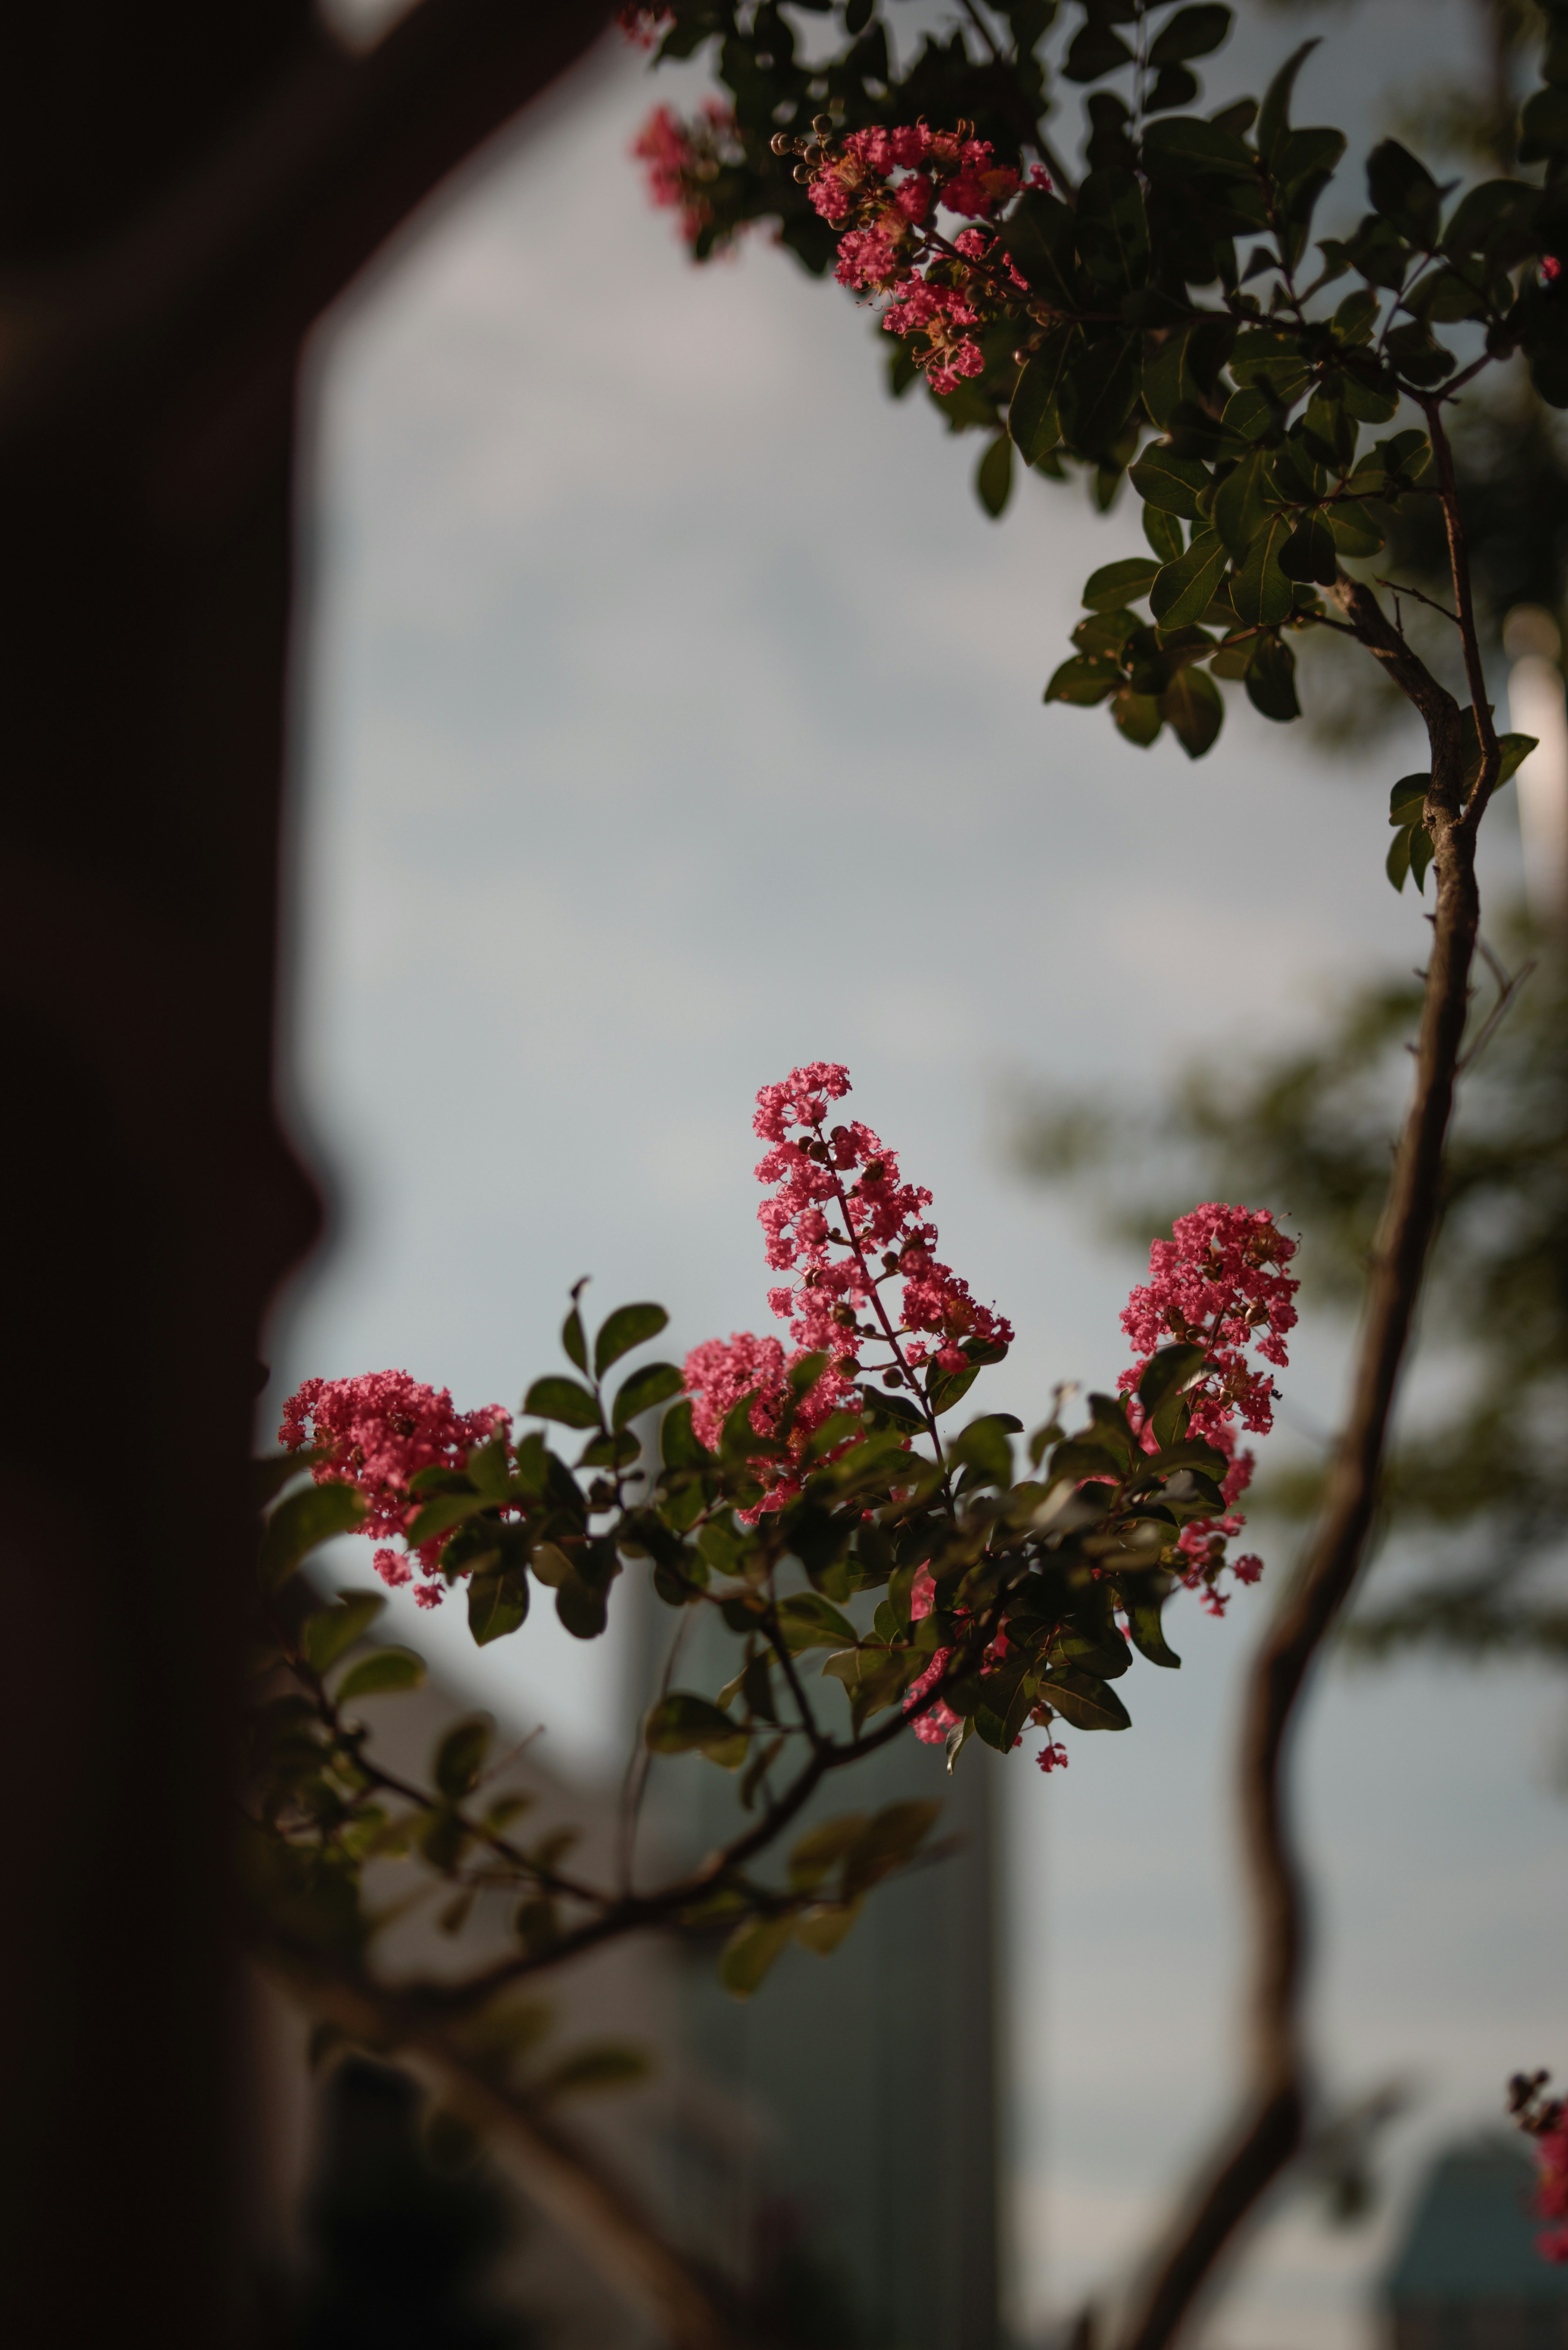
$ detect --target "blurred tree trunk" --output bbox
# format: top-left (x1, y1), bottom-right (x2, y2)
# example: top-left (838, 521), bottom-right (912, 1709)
top-left (0, 6), bottom-right (608, 2340)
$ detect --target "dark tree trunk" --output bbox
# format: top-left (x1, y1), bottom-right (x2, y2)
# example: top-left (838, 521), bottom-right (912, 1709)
top-left (0, 6), bottom-right (608, 2338)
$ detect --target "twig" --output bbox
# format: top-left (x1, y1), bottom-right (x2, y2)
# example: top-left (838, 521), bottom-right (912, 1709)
top-left (1375, 576), bottom-right (1460, 628)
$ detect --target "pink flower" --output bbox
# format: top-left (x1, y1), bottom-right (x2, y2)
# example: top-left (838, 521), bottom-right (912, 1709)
top-left (632, 101), bottom-right (744, 250)
top-left (1543, 253), bottom-right (1564, 285)
top-left (1114, 1205), bottom-right (1299, 1612)
top-left (280, 1369), bottom-right (508, 1599)
top-left (682, 1329), bottom-right (859, 1517)
top-left (835, 223), bottom-right (906, 292)
top-left (1037, 1740), bottom-right (1069, 1773)
top-left (615, 3), bottom-right (673, 46)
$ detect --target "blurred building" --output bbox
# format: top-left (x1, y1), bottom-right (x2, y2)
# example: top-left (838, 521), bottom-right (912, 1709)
top-left (1384, 2138), bottom-right (1568, 2350)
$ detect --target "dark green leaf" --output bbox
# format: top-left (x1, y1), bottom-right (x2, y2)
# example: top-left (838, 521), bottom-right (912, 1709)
top-left (594, 1302), bottom-right (668, 1378)
top-left (434, 1717), bottom-right (491, 1800)
top-left (950, 1414), bottom-right (1014, 1488)
top-left (1389, 773), bottom-right (1429, 825)
top-left (1151, 528), bottom-right (1229, 628)
top-left (1230, 515), bottom-right (1294, 624)
top-left (468, 1567), bottom-right (530, 1646)
top-left (1141, 114), bottom-right (1255, 180)
top-left (1160, 664), bottom-right (1224, 757)
top-left (1063, 20), bottom-right (1135, 80)
top-left (718, 1913), bottom-right (794, 1998)
top-left (1213, 450), bottom-right (1272, 560)
top-left (1245, 631), bottom-right (1301, 721)
top-left (1143, 504), bottom-right (1184, 563)
top-left (774, 1592), bottom-right (860, 1653)
top-left (1127, 1596), bottom-right (1183, 1669)
top-left (1366, 139), bottom-right (1441, 244)
top-left (1076, 168), bottom-right (1149, 292)
top-left (1279, 513), bottom-right (1336, 586)
top-left (977, 433), bottom-right (1013, 518)
top-left (1410, 824), bottom-right (1435, 892)
top-left (1060, 333), bottom-right (1141, 456)
top-left (1386, 826), bottom-right (1413, 892)
top-left (561, 1297), bottom-right (588, 1374)
top-left (1149, 5), bottom-right (1231, 68)
top-left (335, 1647), bottom-right (425, 1701)
top-left (1045, 653), bottom-right (1122, 706)
top-left (1010, 328), bottom-right (1077, 465)
top-left (1046, 1438), bottom-right (1125, 1483)
top-left (1041, 1664), bottom-right (1132, 1731)
top-left (302, 1591), bottom-right (385, 1676)
top-left (1138, 1343), bottom-right (1209, 1416)
top-left (1112, 688), bottom-right (1162, 745)
top-left (612, 1360), bottom-right (683, 1430)
top-left (523, 1376), bottom-right (601, 1430)
top-left (644, 1690), bottom-right (749, 1769)
top-left (1000, 191), bottom-right (1080, 308)
top-left (1130, 444), bottom-right (1210, 517)
top-left (258, 1480), bottom-right (367, 1596)
top-left (841, 1800), bottom-right (942, 1897)
top-left (1083, 556), bottom-right (1160, 611)
top-left (405, 1489), bottom-right (491, 1547)
top-left (1256, 38), bottom-right (1316, 160)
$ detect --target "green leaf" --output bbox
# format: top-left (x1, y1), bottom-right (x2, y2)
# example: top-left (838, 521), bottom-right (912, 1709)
top-left (1137, 1343), bottom-right (1208, 1417)
top-left (1160, 665), bottom-right (1224, 757)
top-left (258, 1480), bottom-right (367, 1596)
top-left (335, 1647), bottom-right (425, 1701)
top-left (1385, 826), bottom-right (1413, 892)
top-left (789, 1813), bottom-right (869, 1891)
top-left (1062, 20), bottom-right (1134, 82)
top-left (1230, 515), bottom-right (1294, 624)
top-left (1060, 333), bottom-right (1142, 457)
top-left (1367, 139), bottom-right (1441, 243)
top-left (593, 1302), bottom-right (668, 1378)
top-left (405, 1489), bottom-right (491, 1547)
top-left (841, 1800), bottom-right (942, 1897)
top-left (976, 433), bottom-right (1013, 518)
top-left (774, 1592), bottom-right (860, 1653)
top-left (659, 1396), bottom-right (705, 1469)
top-left (1257, 39), bottom-right (1316, 161)
top-left (1045, 653), bottom-right (1122, 707)
top-left (612, 1360), bottom-right (683, 1430)
top-left (561, 1296), bottom-right (589, 1374)
top-left (301, 1591), bottom-right (385, 1676)
top-left (1010, 328), bottom-right (1076, 464)
top-left (1130, 444), bottom-right (1210, 518)
top-left (1410, 824), bottom-right (1435, 892)
top-left (1389, 772), bottom-right (1429, 826)
top-left (1141, 114), bottom-right (1255, 180)
top-left (1151, 528), bottom-right (1229, 628)
top-left (1076, 168), bottom-right (1149, 292)
top-left (950, 1413), bottom-right (1015, 1488)
top-left (1127, 1597), bottom-right (1183, 1670)
top-left (1245, 631), bottom-right (1301, 721)
top-left (1046, 1438), bottom-right (1125, 1484)
top-left (1083, 556), bottom-right (1159, 612)
top-left (644, 1691), bottom-right (749, 1770)
top-left (1278, 511), bottom-right (1336, 587)
top-left (718, 1913), bottom-right (794, 1998)
top-left (1491, 733), bottom-right (1539, 789)
top-left (1112, 688), bottom-right (1163, 746)
top-left (1143, 504), bottom-right (1184, 563)
top-left (1326, 497), bottom-right (1384, 557)
top-left (794, 1899), bottom-right (864, 1955)
top-left (1213, 450), bottom-right (1272, 561)
top-left (1000, 191), bottom-right (1080, 308)
top-left (253, 1450), bottom-right (319, 1506)
top-left (523, 1376), bottom-right (601, 1429)
top-left (1040, 1664), bottom-right (1132, 1731)
top-left (468, 1567), bottom-right (530, 1646)
top-left (1149, 4), bottom-right (1231, 67)
top-left (434, 1717), bottom-right (491, 1800)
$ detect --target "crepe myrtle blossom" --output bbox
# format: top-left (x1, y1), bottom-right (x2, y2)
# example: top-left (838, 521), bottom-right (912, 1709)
top-left (632, 98), bottom-right (744, 247)
top-left (1118, 1204), bottom-right (1299, 1615)
top-left (281, 1370), bottom-right (509, 1607)
top-left (781, 118), bottom-right (1039, 395)
top-left (1510, 2074), bottom-right (1568, 2263)
top-left (682, 1062), bottom-right (1012, 1513)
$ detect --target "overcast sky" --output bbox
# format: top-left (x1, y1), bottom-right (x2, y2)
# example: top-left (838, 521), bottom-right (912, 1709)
top-left (275, 6), bottom-right (1565, 2341)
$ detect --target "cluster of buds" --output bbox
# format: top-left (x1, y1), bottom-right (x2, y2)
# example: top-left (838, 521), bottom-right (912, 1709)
top-left (771, 116), bottom-right (1047, 395)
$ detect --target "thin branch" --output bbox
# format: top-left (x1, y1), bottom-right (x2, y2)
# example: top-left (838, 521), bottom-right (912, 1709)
top-left (1375, 576), bottom-right (1460, 629)
top-left (1420, 393), bottom-right (1501, 822)
top-left (260, 1953), bottom-right (735, 2350)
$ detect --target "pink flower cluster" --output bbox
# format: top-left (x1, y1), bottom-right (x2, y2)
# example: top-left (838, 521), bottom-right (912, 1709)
top-left (280, 1370), bottom-right (509, 1608)
top-left (616, 3), bottom-right (673, 48)
top-left (1539, 2121), bottom-right (1568, 2262)
top-left (804, 124), bottom-right (1033, 395)
top-left (1117, 1205), bottom-right (1299, 1615)
top-left (682, 1062), bottom-right (1011, 1512)
top-left (632, 100), bottom-right (742, 247)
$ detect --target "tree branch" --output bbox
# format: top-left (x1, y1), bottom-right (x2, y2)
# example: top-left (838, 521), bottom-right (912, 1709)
top-left (261, 1950), bottom-right (735, 2350)
top-left (1111, 580), bottom-right (1481, 2350)
top-left (0, 0), bottom-right (615, 450)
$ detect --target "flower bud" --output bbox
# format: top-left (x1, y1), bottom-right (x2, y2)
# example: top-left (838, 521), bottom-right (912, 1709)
top-left (770, 131), bottom-right (792, 156)
top-left (813, 113), bottom-right (833, 134)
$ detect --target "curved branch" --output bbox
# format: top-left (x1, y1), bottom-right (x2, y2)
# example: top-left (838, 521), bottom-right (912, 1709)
top-left (262, 1951), bottom-right (735, 2350)
top-left (1111, 590), bottom-right (1480, 2350)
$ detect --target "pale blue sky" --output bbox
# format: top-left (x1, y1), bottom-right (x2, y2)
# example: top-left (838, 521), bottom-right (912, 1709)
top-left (274, 7), bottom-right (1564, 2342)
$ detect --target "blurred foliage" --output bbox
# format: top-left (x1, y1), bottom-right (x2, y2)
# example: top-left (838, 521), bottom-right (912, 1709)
top-left (1014, 917), bottom-right (1568, 1662)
